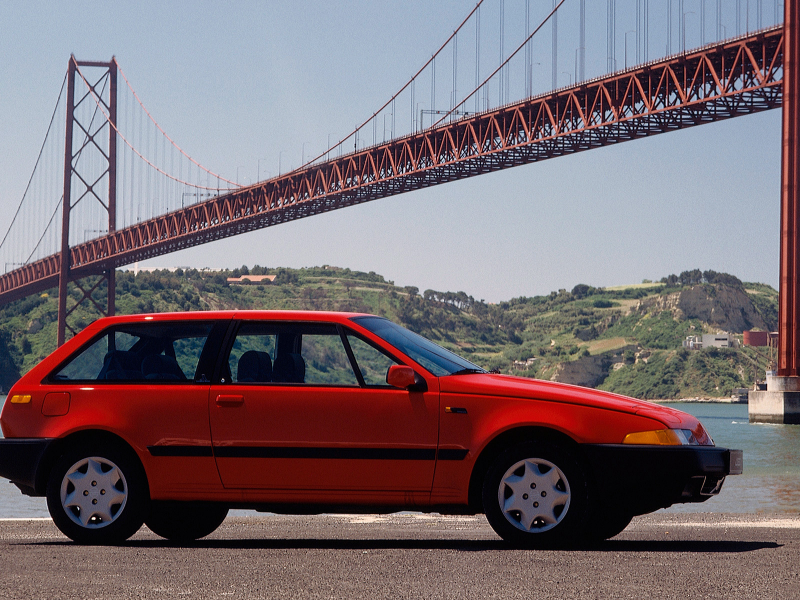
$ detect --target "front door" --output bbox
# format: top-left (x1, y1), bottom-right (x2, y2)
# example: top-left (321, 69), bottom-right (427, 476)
top-left (208, 320), bottom-right (439, 503)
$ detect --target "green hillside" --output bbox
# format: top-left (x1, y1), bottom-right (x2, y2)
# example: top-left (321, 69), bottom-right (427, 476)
top-left (0, 266), bottom-right (777, 399)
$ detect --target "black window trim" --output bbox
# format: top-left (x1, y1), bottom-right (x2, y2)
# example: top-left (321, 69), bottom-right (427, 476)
top-left (337, 324), bottom-right (367, 387)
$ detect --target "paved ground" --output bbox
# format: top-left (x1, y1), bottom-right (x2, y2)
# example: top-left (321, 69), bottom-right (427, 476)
top-left (0, 512), bottom-right (798, 599)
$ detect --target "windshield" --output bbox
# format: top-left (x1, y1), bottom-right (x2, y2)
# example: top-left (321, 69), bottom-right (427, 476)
top-left (351, 316), bottom-right (486, 377)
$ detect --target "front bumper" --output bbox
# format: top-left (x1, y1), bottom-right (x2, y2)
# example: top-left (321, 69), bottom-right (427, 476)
top-left (582, 444), bottom-right (743, 515)
top-left (0, 438), bottom-right (55, 496)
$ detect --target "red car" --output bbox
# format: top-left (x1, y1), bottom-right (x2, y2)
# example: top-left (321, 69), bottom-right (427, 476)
top-left (0, 311), bottom-right (742, 545)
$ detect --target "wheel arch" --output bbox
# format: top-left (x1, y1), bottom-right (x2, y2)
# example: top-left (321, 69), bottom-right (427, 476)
top-left (467, 426), bottom-right (581, 512)
top-left (34, 430), bottom-right (149, 498)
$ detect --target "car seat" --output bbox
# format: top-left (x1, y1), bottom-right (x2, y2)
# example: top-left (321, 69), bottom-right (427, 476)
top-left (272, 352), bottom-right (305, 383)
top-left (101, 350), bottom-right (143, 380)
top-left (237, 350), bottom-right (273, 383)
top-left (142, 354), bottom-right (187, 381)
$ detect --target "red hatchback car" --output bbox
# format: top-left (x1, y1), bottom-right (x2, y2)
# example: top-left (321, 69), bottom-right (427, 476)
top-left (0, 311), bottom-right (742, 545)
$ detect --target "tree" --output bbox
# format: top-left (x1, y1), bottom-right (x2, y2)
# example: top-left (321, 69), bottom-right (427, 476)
top-left (703, 270), bottom-right (743, 287)
top-left (679, 269), bottom-right (703, 286)
top-left (273, 269), bottom-right (298, 285)
top-left (661, 274), bottom-right (679, 287)
top-left (571, 284), bottom-right (591, 299)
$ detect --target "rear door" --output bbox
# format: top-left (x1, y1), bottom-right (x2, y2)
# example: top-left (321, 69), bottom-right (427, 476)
top-left (208, 320), bottom-right (439, 502)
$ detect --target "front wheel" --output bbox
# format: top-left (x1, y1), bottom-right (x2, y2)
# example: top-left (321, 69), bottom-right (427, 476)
top-left (46, 442), bottom-right (149, 544)
top-left (145, 502), bottom-right (229, 542)
top-left (482, 441), bottom-right (588, 547)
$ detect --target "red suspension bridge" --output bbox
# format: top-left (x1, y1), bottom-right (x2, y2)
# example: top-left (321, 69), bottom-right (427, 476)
top-left (0, 0), bottom-right (796, 405)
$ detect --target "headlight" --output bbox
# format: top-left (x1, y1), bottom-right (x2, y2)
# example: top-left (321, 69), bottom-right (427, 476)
top-left (623, 429), bottom-right (703, 446)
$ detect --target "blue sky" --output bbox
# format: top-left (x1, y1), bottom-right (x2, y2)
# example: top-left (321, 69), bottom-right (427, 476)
top-left (0, 1), bottom-right (784, 302)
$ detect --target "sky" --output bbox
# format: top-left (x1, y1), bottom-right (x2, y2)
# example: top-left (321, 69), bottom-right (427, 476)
top-left (0, 0), bottom-right (785, 303)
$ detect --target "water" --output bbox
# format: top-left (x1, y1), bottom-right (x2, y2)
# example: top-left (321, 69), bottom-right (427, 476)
top-left (0, 396), bottom-right (49, 518)
top-left (659, 402), bottom-right (800, 514)
top-left (1, 397), bottom-right (798, 518)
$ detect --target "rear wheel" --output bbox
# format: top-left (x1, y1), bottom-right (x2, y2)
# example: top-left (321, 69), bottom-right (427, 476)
top-left (482, 441), bottom-right (588, 547)
top-left (145, 502), bottom-right (229, 541)
top-left (46, 442), bottom-right (148, 544)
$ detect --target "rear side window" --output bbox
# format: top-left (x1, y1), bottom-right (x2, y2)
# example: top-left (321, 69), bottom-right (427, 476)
top-left (51, 322), bottom-right (215, 383)
top-left (225, 322), bottom-right (360, 386)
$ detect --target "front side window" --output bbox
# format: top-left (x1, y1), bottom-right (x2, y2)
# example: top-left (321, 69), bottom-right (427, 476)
top-left (51, 322), bottom-right (214, 383)
top-left (351, 316), bottom-right (484, 376)
top-left (346, 334), bottom-right (400, 386)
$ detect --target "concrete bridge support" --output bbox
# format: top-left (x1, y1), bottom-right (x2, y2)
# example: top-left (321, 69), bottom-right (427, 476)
top-left (749, 376), bottom-right (800, 424)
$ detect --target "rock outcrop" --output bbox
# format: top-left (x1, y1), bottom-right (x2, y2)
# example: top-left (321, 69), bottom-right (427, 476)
top-left (634, 284), bottom-right (767, 333)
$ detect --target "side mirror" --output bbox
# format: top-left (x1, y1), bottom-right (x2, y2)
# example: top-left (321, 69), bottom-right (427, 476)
top-left (386, 365), bottom-right (427, 391)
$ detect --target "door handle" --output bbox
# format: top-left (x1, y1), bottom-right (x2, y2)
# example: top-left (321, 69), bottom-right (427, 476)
top-left (215, 394), bottom-right (244, 407)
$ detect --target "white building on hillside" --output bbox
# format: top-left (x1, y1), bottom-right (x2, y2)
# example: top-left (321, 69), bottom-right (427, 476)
top-left (683, 333), bottom-right (738, 349)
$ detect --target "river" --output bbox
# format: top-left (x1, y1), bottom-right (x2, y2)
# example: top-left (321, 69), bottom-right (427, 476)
top-left (0, 398), bottom-right (797, 518)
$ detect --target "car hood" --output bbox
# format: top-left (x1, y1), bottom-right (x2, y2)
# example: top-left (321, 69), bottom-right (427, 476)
top-left (439, 373), bottom-right (689, 426)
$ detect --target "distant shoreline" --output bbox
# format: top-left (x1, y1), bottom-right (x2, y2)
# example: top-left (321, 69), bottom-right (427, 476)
top-left (650, 397), bottom-right (748, 404)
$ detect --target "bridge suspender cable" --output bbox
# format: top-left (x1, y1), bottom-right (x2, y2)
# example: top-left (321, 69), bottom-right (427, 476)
top-left (115, 63), bottom-right (241, 189)
top-left (301, 0), bottom-right (486, 171)
top-left (301, 0), bottom-right (566, 168)
top-left (73, 61), bottom-right (241, 191)
top-left (26, 199), bottom-right (62, 264)
top-left (0, 72), bottom-right (67, 254)
top-left (13, 67), bottom-right (112, 266)
top-left (433, 0), bottom-right (568, 129)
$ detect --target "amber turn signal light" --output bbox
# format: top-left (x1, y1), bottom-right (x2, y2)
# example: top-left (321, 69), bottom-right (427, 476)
top-left (622, 429), bottom-right (699, 446)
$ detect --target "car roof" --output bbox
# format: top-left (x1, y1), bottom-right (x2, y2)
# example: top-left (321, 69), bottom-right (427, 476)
top-left (87, 310), bottom-right (376, 328)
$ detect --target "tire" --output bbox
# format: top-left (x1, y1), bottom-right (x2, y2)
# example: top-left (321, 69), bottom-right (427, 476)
top-left (145, 502), bottom-right (229, 542)
top-left (46, 442), bottom-right (149, 544)
top-left (482, 441), bottom-right (588, 548)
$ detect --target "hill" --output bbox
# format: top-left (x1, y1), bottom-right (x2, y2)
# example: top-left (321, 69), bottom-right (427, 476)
top-left (0, 266), bottom-right (777, 399)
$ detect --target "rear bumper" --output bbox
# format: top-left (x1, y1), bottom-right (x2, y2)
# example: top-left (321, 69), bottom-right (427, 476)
top-left (582, 444), bottom-right (743, 515)
top-left (0, 438), bottom-right (55, 496)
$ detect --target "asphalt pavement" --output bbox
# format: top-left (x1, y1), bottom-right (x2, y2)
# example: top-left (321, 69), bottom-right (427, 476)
top-left (0, 512), bottom-right (798, 599)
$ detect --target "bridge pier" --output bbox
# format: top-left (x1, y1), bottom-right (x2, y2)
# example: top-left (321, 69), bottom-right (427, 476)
top-left (750, 0), bottom-right (800, 424)
top-left (749, 377), bottom-right (800, 425)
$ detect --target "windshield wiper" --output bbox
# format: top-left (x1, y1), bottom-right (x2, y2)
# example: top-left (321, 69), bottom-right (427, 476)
top-left (449, 368), bottom-right (486, 376)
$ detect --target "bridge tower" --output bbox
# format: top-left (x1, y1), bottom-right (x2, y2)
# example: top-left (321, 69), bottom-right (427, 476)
top-left (751, 1), bottom-right (800, 424)
top-left (57, 56), bottom-right (117, 346)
